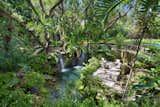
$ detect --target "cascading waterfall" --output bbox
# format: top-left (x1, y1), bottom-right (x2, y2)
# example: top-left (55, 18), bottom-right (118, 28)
top-left (78, 52), bottom-right (85, 66)
top-left (58, 54), bottom-right (70, 72)
top-left (58, 54), bottom-right (65, 72)
top-left (59, 54), bottom-right (65, 70)
top-left (58, 51), bottom-right (87, 72)
top-left (50, 53), bottom-right (85, 102)
top-left (74, 51), bottom-right (86, 69)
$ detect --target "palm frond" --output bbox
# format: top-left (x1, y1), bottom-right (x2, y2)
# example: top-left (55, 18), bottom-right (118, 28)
top-left (136, 0), bottom-right (160, 27)
top-left (95, 0), bottom-right (124, 24)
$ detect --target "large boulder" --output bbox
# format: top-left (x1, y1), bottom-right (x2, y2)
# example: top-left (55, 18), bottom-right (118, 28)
top-left (93, 58), bottom-right (123, 94)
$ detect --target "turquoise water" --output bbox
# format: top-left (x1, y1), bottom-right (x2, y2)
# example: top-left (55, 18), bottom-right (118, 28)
top-left (50, 68), bottom-right (82, 102)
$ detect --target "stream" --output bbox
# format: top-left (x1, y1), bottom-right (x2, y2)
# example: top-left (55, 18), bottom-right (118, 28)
top-left (50, 68), bottom-right (82, 102)
top-left (50, 52), bottom-right (86, 102)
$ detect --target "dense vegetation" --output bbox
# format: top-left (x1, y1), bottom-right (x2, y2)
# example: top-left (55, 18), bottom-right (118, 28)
top-left (0, 0), bottom-right (160, 107)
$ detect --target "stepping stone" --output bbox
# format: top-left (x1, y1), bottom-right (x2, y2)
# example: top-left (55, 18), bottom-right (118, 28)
top-left (105, 70), bottom-right (120, 76)
top-left (109, 68), bottom-right (121, 71)
top-left (96, 74), bottom-right (117, 81)
top-left (93, 58), bottom-right (124, 94)
top-left (103, 80), bottom-right (115, 87)
top-left (93, 68), bottom-right (106, 76)
top-left (113, 84), bottom-right (123, 93)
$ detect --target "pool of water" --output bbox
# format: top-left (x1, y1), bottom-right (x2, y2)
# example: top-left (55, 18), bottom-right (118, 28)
top-left (50, 67), bottom-right (82, 102)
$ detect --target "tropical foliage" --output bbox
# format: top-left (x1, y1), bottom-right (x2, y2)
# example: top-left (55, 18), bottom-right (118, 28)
top-left (0, 0), bottom-right (160, 107)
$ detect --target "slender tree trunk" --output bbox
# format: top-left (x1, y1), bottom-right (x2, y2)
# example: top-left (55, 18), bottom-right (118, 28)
top-left (122, 26), bottom-right (147, 99)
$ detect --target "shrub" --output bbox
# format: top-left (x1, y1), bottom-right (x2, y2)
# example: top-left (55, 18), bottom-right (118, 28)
top-left (81, 57), bottom-right (100, 75)
top-left (132, 66), bottom-right (160, 105)
top-left (75, 57), bottom-right (107, 106)
top-left (0, 72), bottom-right (34, 107)
top-left (24, 71), bottom-right (45, 88)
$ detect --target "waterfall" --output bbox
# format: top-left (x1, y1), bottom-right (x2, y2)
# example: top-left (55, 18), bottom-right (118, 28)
top-left (58, 54), bottom-right (70, 72)
top-left (78, 52), bottom-right (85, 66)
top-left (74, 51), bottom-right (86, 69)
top-left (58, 54), bottom-right (65, 72)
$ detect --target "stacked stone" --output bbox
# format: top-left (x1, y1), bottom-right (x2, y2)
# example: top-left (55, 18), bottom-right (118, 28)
top-left (93, 58), bottom-right (123, 93)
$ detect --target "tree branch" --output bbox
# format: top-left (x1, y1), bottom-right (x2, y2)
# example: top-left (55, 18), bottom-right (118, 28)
top-left (38, 0), bottom-right (46, 15)
top-left (0, 7), bottom-right (44, 48)
top-left (83, 0), bottom-right (93, 14)
top-left (104, 6), bottom-right (132, 31)
top-left (48, 0), bottom-right (63, 17)
top-left (103, 0), bottom-right (124, 24)
top-left (60, 1), bottom-right (64, 17)
top-left (122, 26), bottom-right (148, 100)
top-left (26, 0), bottom-right (44, 25)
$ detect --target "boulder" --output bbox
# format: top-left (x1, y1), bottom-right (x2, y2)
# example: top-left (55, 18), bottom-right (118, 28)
top-left (93, 58), bottom-right (124, 94)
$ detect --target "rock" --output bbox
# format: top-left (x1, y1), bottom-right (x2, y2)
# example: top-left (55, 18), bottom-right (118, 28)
top-left (104, 64), bottom-right (110, 69)
top-left (93, 59), bottom-right (124, 94)
top-left (107, 62), bottom-right (115, 69)
top-left (103, 80), bottom-right (115, 87)
top-left (16, 71), bottom-right (25, 78)
top-left (101, 58), bottom-right (107, 68)
top-left (114, 59), bottom-right (121, 68)
top-left (93, 68), bottom-right (105, 76)
top-left (105, 70), bottom-right (119, 74)
top-left (29, 87), bottom-right (39, 95)
top-left (108, 68), bottom-right (121, 72)
top-left (97, 73), bottom-right (115, 81)
top-left (115, 59), bottom-right (121, 65)
top-left (114, 85), bottom-right (123, 93)
top-left (44, 74), bottom-right (56, 82)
